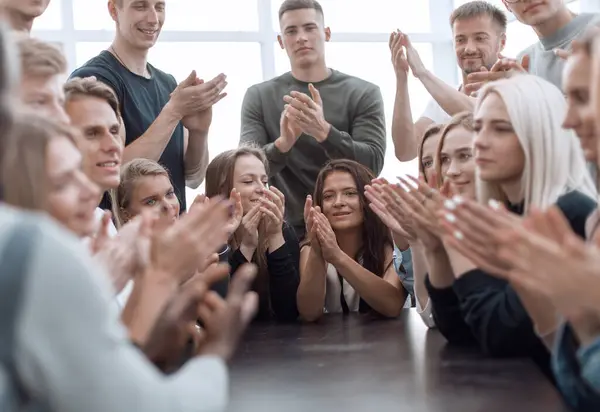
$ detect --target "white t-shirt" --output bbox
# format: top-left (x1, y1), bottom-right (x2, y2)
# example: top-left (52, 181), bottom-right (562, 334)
top-left (420, 84), bottom-right (462, 124)
top-left (94, 207), bottom-right (118, 236)
top-left (324, 263), bottom-right (359, 313)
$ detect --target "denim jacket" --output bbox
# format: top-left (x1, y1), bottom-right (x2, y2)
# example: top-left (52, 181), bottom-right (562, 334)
top-left (553, 322), bottom-right (600, 411)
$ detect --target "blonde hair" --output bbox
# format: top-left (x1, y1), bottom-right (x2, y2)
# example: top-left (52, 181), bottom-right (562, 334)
top-left (112, 158), bottom-right (171, 227)
top-left (3, 110), bottom-right (78, 210)
top-left (474, 74), bottom-right (596, 211)
top-left (15, 36), bottom-right (66, 77)
top-left (435, 112), bottom-right (475, 183)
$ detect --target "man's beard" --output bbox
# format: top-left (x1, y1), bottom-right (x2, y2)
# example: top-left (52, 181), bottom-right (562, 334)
top-left (461, 57), bottom-right (495, 75)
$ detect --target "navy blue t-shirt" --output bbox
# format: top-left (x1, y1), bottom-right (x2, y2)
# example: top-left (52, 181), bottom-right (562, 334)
top-left (70, 51), bottom-right (186, 211)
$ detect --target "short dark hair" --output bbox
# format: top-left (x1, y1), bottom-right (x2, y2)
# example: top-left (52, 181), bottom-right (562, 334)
top-left (450, 1), bottom-right (507, 32)
top-left (278, 0), bottom-right (324, 21)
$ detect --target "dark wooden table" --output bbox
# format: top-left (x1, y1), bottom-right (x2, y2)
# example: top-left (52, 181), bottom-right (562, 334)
top-left (228, 309), bottom-right (571, 412)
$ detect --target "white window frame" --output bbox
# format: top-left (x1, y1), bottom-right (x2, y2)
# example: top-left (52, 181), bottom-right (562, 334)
top-left (31, 0), bottom-right (595, 89)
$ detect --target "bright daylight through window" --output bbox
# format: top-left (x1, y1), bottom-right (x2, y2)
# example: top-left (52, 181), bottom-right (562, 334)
top-left (32, 0), bottom-right (592, 198)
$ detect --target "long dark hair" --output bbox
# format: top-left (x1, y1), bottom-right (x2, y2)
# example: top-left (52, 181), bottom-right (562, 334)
top-left (312, 159), bottom-right (393, 277)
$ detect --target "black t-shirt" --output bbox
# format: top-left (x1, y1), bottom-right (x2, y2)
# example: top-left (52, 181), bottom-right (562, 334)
top-left (70, 51), bottom-right (186, 211)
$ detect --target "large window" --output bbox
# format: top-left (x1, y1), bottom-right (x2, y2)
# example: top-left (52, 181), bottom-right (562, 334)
top-left (31, 0), bottom-right (595, 198)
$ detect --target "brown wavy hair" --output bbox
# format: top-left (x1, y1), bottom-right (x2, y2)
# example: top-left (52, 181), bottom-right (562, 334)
top-left (310, 159), bottom-right (393, 278)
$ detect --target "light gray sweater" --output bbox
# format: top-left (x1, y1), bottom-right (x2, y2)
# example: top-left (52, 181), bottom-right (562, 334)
top-left (0, 205), bottom-right (228, 412)
top-left (518, 13), bottom-right (600, 90)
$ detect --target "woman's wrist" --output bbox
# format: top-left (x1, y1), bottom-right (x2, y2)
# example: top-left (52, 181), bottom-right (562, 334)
top-left (267, 231), bottom-right (285, 252)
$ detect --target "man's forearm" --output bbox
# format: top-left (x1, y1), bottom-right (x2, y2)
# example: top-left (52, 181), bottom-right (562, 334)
top-left (391, 76), bottom-right (418, 161)
top-left (122, 103), bottom-right (182, 163)
top-left (184, 129), bottom-right (209, 187)
top-left (417, 70), bottom-right (475, 116)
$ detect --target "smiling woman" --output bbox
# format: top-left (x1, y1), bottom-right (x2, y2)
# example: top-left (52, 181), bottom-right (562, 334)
top-left (297, 159), bottom-right (408, 322)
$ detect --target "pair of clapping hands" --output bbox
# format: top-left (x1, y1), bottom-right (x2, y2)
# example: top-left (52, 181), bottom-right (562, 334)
top-left (303, 195), bottom-right (344, 265)
top-left (191, 186), bottom-right (286, 251)
top-left (90, 196), bottom-right (258, 370)
top-left (277, 84), bottom-right (331, 153)
top-left (365, 175), bottom-right (600, 319)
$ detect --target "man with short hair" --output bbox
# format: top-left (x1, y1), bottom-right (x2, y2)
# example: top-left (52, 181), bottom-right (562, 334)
top-left (64, 77), bottom-right (123, 237)
top-left (15, 35), bottom-right (70, 124)
top-left (0, 0), bottom-right (50, 32)
top-left (240, 0), bottom-right (386, 238)
top-left (391, 0), bottom-right (507, 161)
top-left (467, 0), bottom-right (600, 92)
top-left (71, 0), bottom-right (227, 211)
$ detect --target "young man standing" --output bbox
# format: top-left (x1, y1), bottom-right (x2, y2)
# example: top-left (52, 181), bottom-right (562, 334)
top-left (468, 0), bottom-right (600, 91)
top-left (391, 1), bottom-right (507, 161)
top-left (240, 0), bottom-right (386, 238)
top-left (0, 0), bottom-right (50, 32)
top-left (71, 0), bottom-right (227, 211)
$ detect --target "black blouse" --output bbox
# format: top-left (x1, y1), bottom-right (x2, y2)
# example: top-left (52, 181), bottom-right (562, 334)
top-left (228, 224), bottom-right (300, 322)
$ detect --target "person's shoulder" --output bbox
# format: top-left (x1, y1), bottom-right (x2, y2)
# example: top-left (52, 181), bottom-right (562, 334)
top-left (0, 206), bottom-right (90, 267)
top-left (147, 63), bottom-right (178, 87)
top-left (331, 69), bottom-right (380, 91)
top-left (557, 190), bottom-right (597, 212)
top-left (250, 72), bottom-right (293, 93)
top-left (556, 190), bottom-right (598, 237)
top-left (517, 43), bottom-right (538, 60)
top-left (70, 51), bottom-right (116, 79)
top-left (580, 12), bottom-right (600, 27)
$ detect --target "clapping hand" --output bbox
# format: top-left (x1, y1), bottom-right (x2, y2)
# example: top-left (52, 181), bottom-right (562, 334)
top-left (196, 263), bottom-right (259, 361)
top-left (283, 84), bottom-right (331, 142)
top-left (259, 186), bottom-right (285, 239)
top-left (239, 204), bottom-right (262, 250)
top-left (365, 178), bottom-right (415, 243)
top-left (438, 197), bottom-right (522, 278)
top-left (311, 209), bottom-right (343, 264)
top-left (92, 211), bottom-right (151, 294)
top-left (464, 54), bottom-right (530, 97)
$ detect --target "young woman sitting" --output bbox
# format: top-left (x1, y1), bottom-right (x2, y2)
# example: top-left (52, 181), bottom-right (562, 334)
top-left (204, 147), bottom-right (300, 322)
top-left (436, 74), bottom-right (597, 378)
top-left (297, 159), bottom-right (407, 322)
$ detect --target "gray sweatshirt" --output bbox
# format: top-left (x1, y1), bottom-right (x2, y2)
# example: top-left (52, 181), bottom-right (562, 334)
top-left (1, 205), bottom-right (228, 412)
top-left (518, 13), bottom-right (600, 90)
top-left (240, 70), bottom-right (386, 237)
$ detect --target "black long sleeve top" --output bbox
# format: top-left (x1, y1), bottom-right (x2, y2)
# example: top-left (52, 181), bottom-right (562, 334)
top-left (229, 224), bottom-right (300, 322)
top-left (426, 191), bottom-right (596, 379)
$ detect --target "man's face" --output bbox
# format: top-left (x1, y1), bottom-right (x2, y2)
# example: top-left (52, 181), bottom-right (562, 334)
top-left (277, 8), bottom-right (331, 69)
top-left (65, 96), bottom-right (123, 191)
top-left (19, 73), bottom-right (69, 124)
top-left (453, 15), bottom-right (505, 75)
top-left (3, 0), bottom-right (51, 19)
top-left (111, 0), bottom-right (165, 50)
top-left (503, 0), bottom-right (564, 26)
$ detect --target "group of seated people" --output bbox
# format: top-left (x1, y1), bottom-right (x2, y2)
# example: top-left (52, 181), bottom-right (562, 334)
top-left (1, 0), bottom-right (600, 410)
